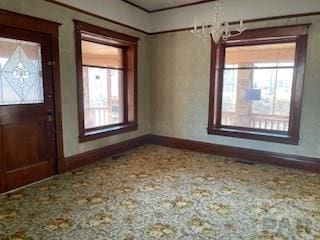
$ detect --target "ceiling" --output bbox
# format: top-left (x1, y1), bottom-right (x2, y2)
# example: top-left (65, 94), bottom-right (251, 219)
top-left (123, 0), bottom-right (215, 12)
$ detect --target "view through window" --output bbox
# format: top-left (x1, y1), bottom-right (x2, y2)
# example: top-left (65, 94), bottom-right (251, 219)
top-left (221, 42), bottom-right (296, 132)
top-left (75, 21), bottom-right (138, 142)
top-left (81, 40), bottom-right (124, 129)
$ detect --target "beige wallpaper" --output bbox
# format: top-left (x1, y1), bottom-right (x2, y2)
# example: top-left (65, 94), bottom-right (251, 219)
top-left (1, 0), bottom-right (320, 159)
top-left (0, 0), bottom-right (151, 157)
top-left (150, 17), bottom-right (320, 158)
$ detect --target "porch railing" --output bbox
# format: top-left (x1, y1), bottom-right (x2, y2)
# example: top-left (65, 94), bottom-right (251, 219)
top-left (222, 112), bottom-right (289, 131)
top-left (85, 107), bottom-right (119, 129)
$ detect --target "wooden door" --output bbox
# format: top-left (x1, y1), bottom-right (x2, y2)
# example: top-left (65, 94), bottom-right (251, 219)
top-left (0, 25), bottom-right (57, 192)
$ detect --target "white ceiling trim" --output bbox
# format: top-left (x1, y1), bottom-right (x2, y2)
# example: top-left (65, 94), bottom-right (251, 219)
top-left (54, 0), bottom-right (151, 32)
top-left (54, 0), bottom-right (320, 34)
top-left (123, 0), bottom-right (215, 12)
top-left (151, 0), bottom-right (320, 33)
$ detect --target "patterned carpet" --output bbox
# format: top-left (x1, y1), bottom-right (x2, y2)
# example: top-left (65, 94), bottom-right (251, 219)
top-left (0, 145), bottom-right (320, 240)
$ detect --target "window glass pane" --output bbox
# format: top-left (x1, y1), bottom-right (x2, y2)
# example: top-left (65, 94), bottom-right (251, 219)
top-left (225, 43), bottom-right (296, 67)
top-left (83, 66), bottom-right (123, 129)
top-left (222, 65), bottom-right (238, 113)
top-left (221, 42), bottom-right (296, 132)
top-left (81, 40), bottom-right (123, 69)
top-left (251, 64), bottom-right (294, 119)
top-left (274, 68), bottom-right (294, 116)
top-left (0, 37), bottom-right (44, 105)
top-left (221, 66), bottom-right (294, 132)
top-left (221, 69), bottom-right (293, 131)
top-left (221, 69), bottom-right (252, 128)
top-left (251, 67), bottom-right (277, 115)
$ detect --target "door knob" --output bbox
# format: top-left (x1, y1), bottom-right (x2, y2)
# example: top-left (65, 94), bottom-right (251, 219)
top-left (47, 111), bottom-right (54, 122)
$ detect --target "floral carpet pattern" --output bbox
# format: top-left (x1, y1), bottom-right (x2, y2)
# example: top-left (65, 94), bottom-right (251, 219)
top-left (0, 145), bottom-right (320, 240)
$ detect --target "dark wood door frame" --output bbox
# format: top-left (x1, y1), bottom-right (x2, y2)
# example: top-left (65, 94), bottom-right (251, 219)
top-left (0, 9), bottom-right (64, 192)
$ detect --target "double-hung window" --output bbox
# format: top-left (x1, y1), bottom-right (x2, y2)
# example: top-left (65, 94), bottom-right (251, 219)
top-left (208, 25), bottom-right (308, 144)
top-left (75, 21), bottom-right (138, 142)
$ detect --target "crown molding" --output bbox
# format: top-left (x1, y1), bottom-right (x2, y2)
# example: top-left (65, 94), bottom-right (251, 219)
top-left (45, 0), bottom-right (149, 34)
top-left (150, 11), bottom-right (320, 35)
top-left (121, 0), bottom-right (150, 13)
top-left (122, 0), bottom-right (216, 13)
top-left (44, 0), bottom-right (320, 36)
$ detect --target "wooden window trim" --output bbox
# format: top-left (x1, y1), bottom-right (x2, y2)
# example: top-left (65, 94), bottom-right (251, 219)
top-left (207, 25), bottom-right (309, 145)
top-left (74, 20), bottom-right (138, 142)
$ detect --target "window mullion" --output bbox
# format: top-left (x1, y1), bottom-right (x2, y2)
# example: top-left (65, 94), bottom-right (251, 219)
top-left (123, 48), bottom-right (128, 123)
top-left (272, 67), bottom-right (279, 116)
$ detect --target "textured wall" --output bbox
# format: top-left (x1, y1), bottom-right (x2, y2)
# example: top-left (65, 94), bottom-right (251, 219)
top-left (151, 17), bottom-right (320, 158)
top-left (1, 0), bottom-right (320, 159)
top-left (0, 0), bottom-right (151, 157)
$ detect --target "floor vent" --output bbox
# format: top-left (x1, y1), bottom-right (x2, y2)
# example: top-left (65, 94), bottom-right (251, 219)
top-left (235, 160), bottom-right (255, 165)
top-left (112, 154), bottom-right (125, 160)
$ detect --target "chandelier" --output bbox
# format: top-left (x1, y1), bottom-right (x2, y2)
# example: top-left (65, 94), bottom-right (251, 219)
top-left (191, 1), bottom-right (247, 43)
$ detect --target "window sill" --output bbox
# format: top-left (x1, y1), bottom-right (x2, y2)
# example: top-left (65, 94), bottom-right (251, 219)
top-left (79, 123), bottom-right (138, 143)
top-left (207, 127), bottom-right (299, 145)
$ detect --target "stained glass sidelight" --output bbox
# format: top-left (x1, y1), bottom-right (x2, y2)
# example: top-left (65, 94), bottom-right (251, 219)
top-left (0, 37), bottom-right (44, 105)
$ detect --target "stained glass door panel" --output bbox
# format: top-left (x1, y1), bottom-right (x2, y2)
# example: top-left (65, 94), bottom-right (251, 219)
top-left (0, 25), bottom-right (56, 193)
top-left (0, 37), bottom-right (44, 105)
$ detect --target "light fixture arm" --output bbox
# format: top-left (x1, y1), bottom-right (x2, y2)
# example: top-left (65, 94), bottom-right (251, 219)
top-left (191, 1), bottom-right (247, 43)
